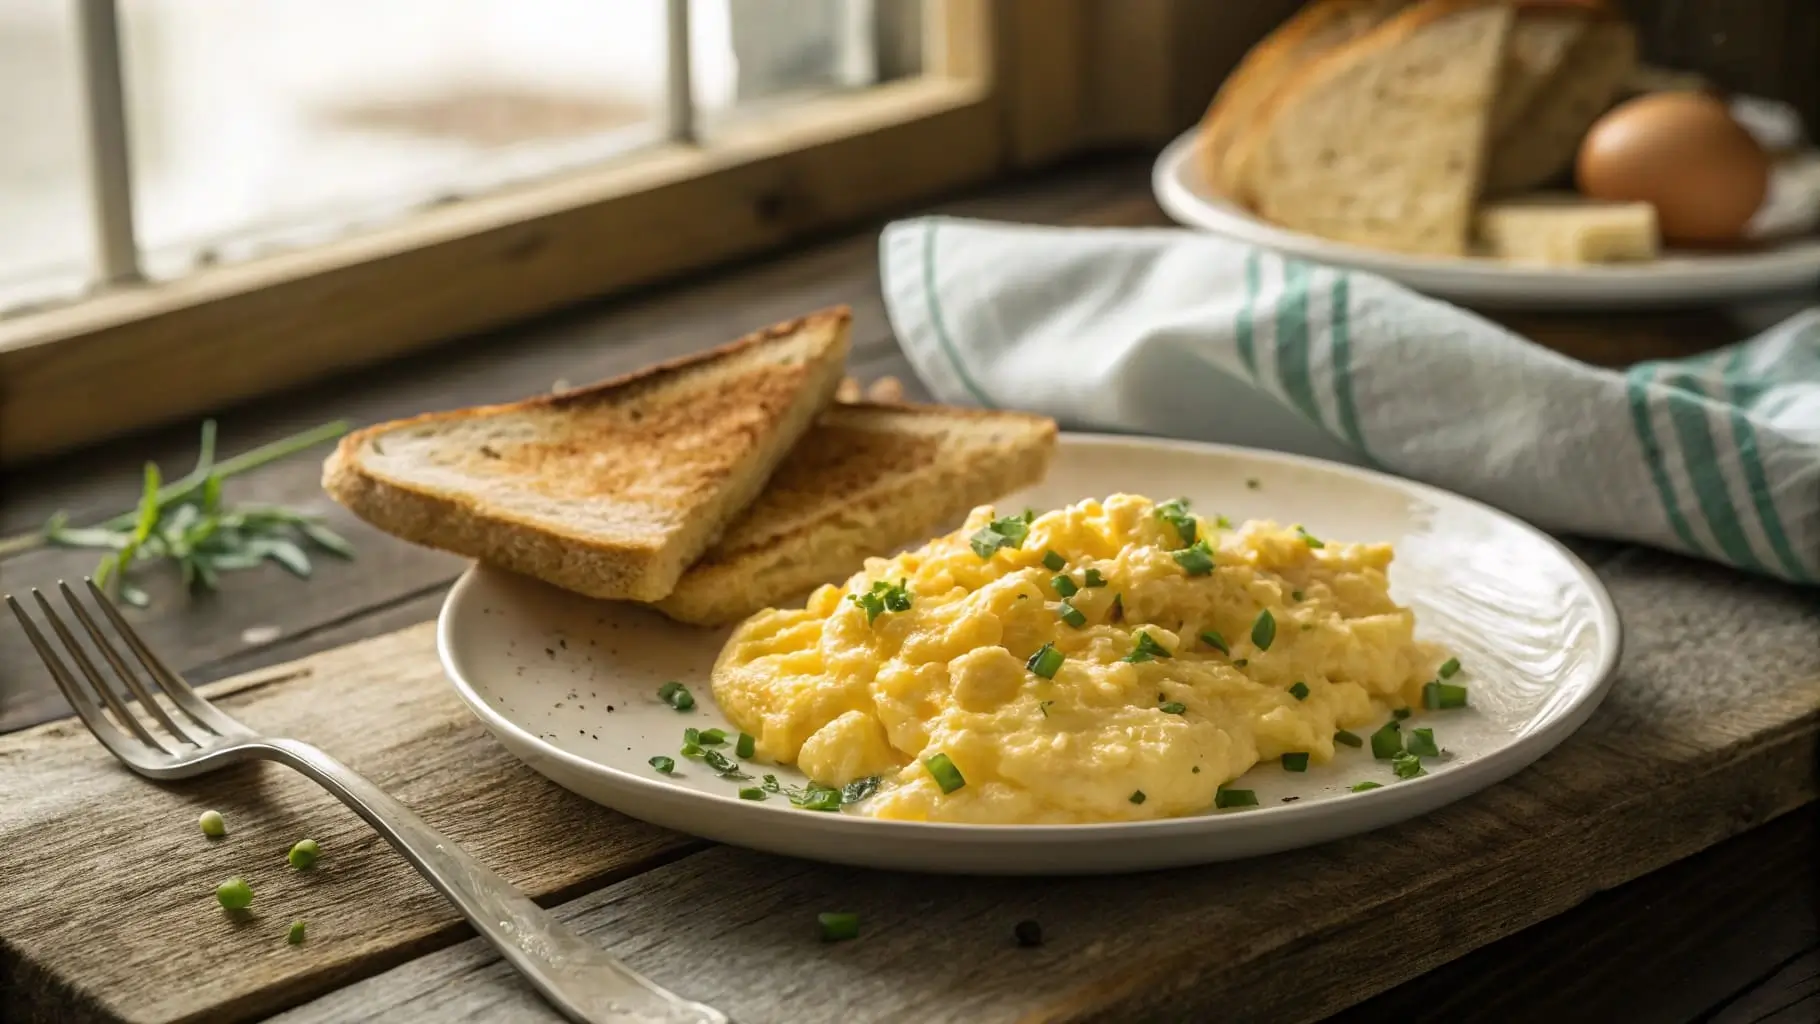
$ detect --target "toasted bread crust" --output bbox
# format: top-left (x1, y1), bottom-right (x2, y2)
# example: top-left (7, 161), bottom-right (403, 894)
top-left (323, 309), bottom-right (852, 602)
top-left (654, 403), bottom-right (1057, 625)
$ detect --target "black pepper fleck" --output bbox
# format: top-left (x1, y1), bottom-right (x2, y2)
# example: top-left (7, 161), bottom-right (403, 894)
top-left (546, 648), bottom-right (556, 659)
top-left (1014, 920), bottom-right (1044, 948)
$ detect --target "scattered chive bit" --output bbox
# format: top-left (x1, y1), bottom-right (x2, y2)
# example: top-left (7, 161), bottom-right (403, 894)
top-left (1392, 751), bottom-right (1426, 780)
top-left (1246, 478), bottom-right (1261, 490)
top-left (680, 741), bottom-right (704, 758)
top-left (1439, 657), bottom-right (1462, 679)
top-left (736, 732), bottom-right (756, 759)
top-left (1172, 539), bottom-right (1216, 576)
top-left (1288, 681), bottom-right (1310, 701)
top-left (1408, 727), bottom-right (1441, 758)
top-left (1215, 786), bottom-right (1259, 809)
top-left (703, 750), bottom-right (746, 778)
top-left (1250, 609), bottom-right (1277, 651)
top-left (1155, 498), bottom-right (1197, 546)
top-left (739, 787), bottom-right (766, 801)
top-left (198, 809), bottom-right (226, 838)
top-left (1027, 642), bottom-right (1065, 679)
top-left (969, 513), bottom-right (1033, 559)
top-left (287, 839), bottom-right (321, 870)
top-left (818, 912), bottom-right (860, 943)
top-left (1232, 658), bottom-right (1249, 668)
top-left (1351, 781), bottom-right (1383, 792)
top-left (1057, 601), bottom-right (1087, 629)
top-left (1370, 721), bottom-right (1403, 760)
top-left (1290, 590), bottom-right (1304, 602)
top-left (1200, 630), bottom-right (1230, 656)
top-left (684, 727), bottom-right (701, 745)
top-left (1014, 919), bottom-right (1044, 948)
top-left (1041, 550), bottom-right (1066, 572)
top-left (1392, 707), bottom-right (1412, 721)
top-left (216, 877), bottom-right (253, 910)
top-left (657, 681), bottom-right (694, 711)
top-left (649, 755), bottom-right (676, 774)
top-left (762, 774), bottom-right (783, 793)
top-left (849, 579), bottom-right (913, 624)
top-left (287, 920), bottom-right (307, 945)
top-left (1082, 568), bottom-right (1108, 588)
top-left (842, 777), bottom-right (881, 804)
top-left (1281, 752), bottom-right (1310, 772)
top-left (1129, 790), bottom-right (1147, 805)
top-left (1192, 766), bottom-right (1201, 774)
top-left (1334, 730), bottom-right (1364, 748)
top-left (697, 728), bottom-right (728, 746)
top-left (1296, 525), bottom-right (1325, 549)
top-left (1052, 574), bottom-right (1079, 598)
top-left (1215, 514), bottom-right (1233, 530)
top-left (1038, 699), bottom-right (1054, 717)
top-left (925, 752), bottom-right (967, 794)
top-left (1123, 631), bottom-right (1173, 663)
top-left (1424, 681), bottom-right (1469, 709)
top-left (1159, 701), bottom-right (1188, 715)
top-left (1109, 593), bottom-right (1124, 622)
top-left (792, 785), bottom-right (843, 812)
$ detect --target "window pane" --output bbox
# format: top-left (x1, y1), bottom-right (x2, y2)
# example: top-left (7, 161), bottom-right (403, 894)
top-left (0, 2), bottom-right (95, 313)
top-left (119, 0), bottom-right (672, 279)
top-left (704, 0), bottom-right (915, 120)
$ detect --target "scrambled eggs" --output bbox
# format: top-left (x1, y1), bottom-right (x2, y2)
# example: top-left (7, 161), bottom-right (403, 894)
top-left (710, 494), bottom-right (1444, 824)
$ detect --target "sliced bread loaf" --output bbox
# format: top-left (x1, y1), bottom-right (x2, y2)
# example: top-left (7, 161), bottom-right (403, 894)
top-left (1485, 15), bottom-right (1638, 195)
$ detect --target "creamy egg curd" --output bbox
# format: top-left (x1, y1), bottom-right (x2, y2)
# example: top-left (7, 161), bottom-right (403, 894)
top-left (709, 494), bottom-right (1447, 824)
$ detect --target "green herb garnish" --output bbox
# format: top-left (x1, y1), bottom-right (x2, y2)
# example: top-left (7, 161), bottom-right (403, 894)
top-left (1082, 568), bottom-right (1108, 588)
top-left (736, 732), bottom-right (756, 759)
top-left (657, 681), bottom-right (694, 711)
top-left (1334, 730), bottom-right (1363, 748)
top-left (1423, 681), bottom-right (1469, 709)
top-left (1027, 643), bottom-right (1065, 679)
top-left (1250, 609), bottom-right (1277, 651)
top-left (1159, 701), bottom-right (1187, 715)
top-left (738, 787), bottom-right (765, 800)
top-left (792, 785), bottom-right (843, 811)
top-left (969, 513), bottom-right (1033, 559)
top-left (1407, 727), bottom-right (1441, 758)
top-left (1042, 550), bottom-right (1066, 572)
top-left (1057, 600), bottom-right (1087, 629)
top-left (1156, 498), bottom-right (1197, 546)
top-left (1351, 781), bottom-right (1382, 792)
top-left (1281, 752), bottom-right (1310, 772)
top-left (849, 579), bottom-right (912, 623)
top-left (1369, 721), bottom-right (1402, 760)
top-left (842, 777), bottom-right (881, 804)
top-left (1288, 681), bottom-right (1310, 701)
top-left (1129, 790), bottom-right (1147, 805)
top-left (1052, 574), bottom-right (1079, 598)
top-left (818, 912), bottom-right (860, 942)
top-left (1392, 751), bottom-right (1426, 779)
top-left (1200, 630), bottom-right (1230, 655)
top-left (1038, 699), bottom-right (1054, 717)
top-left (924, 753), bottom-right (966, 794)
top-left (697, 728), bottom-right (728, 746)
top-left (649, 756), bottom-right (676, 774)
top-left (1172, 539), bottom-right (1216, 576)
top-left (1297, 525), bottom-right (1325, 549)
top-left (1215, 787), bottom-right (1259, 809)
top-left (1123, 631), bottom-right (1172, 663)
top-left (1392, 707), bottom-right (1411, 720)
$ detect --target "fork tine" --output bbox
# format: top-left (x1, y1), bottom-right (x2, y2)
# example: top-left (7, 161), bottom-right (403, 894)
top-left (8, 593), bottom-right (154, 761)
top-left (57, 581), bottom-right (201, 745)
top-left (83, 578), bottom-right (240, 736)
top-left (29, 589), bottom-right (169, 751)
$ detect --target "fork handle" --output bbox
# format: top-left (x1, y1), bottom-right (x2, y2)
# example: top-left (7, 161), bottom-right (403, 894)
top-left (263, 738), bottom-right (729, 1024)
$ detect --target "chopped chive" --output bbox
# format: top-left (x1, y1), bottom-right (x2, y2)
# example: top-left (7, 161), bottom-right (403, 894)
top-left (924, 753), bottom-right (966, 794)
top-left (1082, 568), bottom-right (1108, 588)
top-left (1408, 727), bottom-right (1440, 758)
top-left (1057, 600), bottom-right (1087, 628)
top-left (842, 777), bottom-right (881, 804)
top-left (1123, 630), bottom-right (1172, 663)
top-left (849, 590), bottom-right (884, 623)
top-left (1109, 593), bottom-right (1124, 621)
top-left (1172, 539), bottom-right (1215, 576)
top-left (1232, 658), bottom-right (1249, 667)
top-left (702, 750), bottom-right (739, 774)
top-left (1156, 498), bottom-right (1197, 546)
top-left (1052, 574), bottom-right (1079, 598)
top-left (818, 912), bottom-right (860, 942)
top-left (1216, 514), bottom-right (1233, 530)
top-left (1369, 721), bottom-right (1403, 760)
top-left (1334, 730), bottom-right (1363, 748)
top-left (649, 755), bottom-right (676, 774)
top-left (792, 785), bottom-right (843, 811)
top-left (737, 732), bottom-right (756, 759)
top-left (1392, 751), bottom-right (1426, 780)
top-left (1351, 781), bottom-right (1383, 792)
top-left (1246, 478), bottom-right (1261, 490)
top-left (1288, 681), bottom-right (1310, 701)
top-left (1159, 701), bottom-right (1187, 715)
top-left (1439, 657), bottom-right (1462, 679)
top-left (1392, 707), bottom-right (1411, 721)
top-left (1290, 590), bottom-right (1304, 602)
top-left (1200, 629), bottom-right (1230, 656)
top-left (1037, 699), bottom-right (1054, 717)
top-left (657, 681), bottom-right (694, 711)
top-left (1192, 766), bottom-right (1201, 774)
top-left (680, 741), bottom-right (704, 758)
top-left (1250, 609), bottom-right (1277, 651)
top-left (1129, 790), bottom-right (1147, 805)
top-left (1215, 787), bottom-right (1259, 809)
top-left (1297, 525), bottom-right (1325, 549)
top-left (738, 787), bottom-right (765, 800)
top-left (762, 774), bottom-right (783, 793)
top-left (1027, 642), bottom-right (1065, 679)
top-left (970, 514), bottom-right (1032, 558)
top-left (848, 579), bottom-right (912, 623)
top-left (1042, 550), bottom-right (1066, 572)
top-left (1281, 752), bottom-right (1310, 772)
top-left (683, 727), bottom-right (701, 745)
top-left (697, 728), bottom-right (728, 746)
top-left (1423, 681), bottom-right (1469, 709)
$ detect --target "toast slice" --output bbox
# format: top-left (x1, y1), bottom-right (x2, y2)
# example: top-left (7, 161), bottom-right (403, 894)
top-left (1485, 16), bottom-right (1637, 195)
top-left (322, 309), bottom-right (852, 602)
top-left (1238, 0), bottom-right (1515, 256)
top-left (1198, 0), bottom-right (1412, 199)
top-left (654, 403), bottom-right (1057, 626)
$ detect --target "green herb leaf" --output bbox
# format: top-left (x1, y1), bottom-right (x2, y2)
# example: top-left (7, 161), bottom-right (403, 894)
top-left (1351, 781), bottom-right (1382, 792)
top-left (1392, 751), bottom-right (1426, 779)
top-left (1052, 574), bottom-right (1079, 598)
top-left (657, 681), bottom-right (694, 711)
top-left (1026, 642), bottom-right (1065, 679)
top-left (1129, 790), bottom-right (1147, 805)
top-left (1172, 539), bottom-right (1215, 576)
top-left (1334, 729), bottom-right (1363, 748)
top-left (1407, 727), bottom-right (1441, 758)
top-left (818, 911), bottom-right (860, 942)
top-left (1250, 609), bottom-right (1277, 651)
top-left (792, 785), bottom-right (843, 812)
top-left (1438, 657), bottom-right (1463, 679)
top-left (1082, 568), bottom-right (1108, 588)
top-left (1159, 701), bottom-right (1188, 715)
top-left (1199, 630), bottom-right (1230, 656)
top-left (1297, 525), bottom-right (1325, 549)
top-left (1281, 752), bottom-right (1310, 772)
top-left (924, 752), bottom-right (966, 794)
top-left (737, 732), bottom-right (756, 759)
top-left (1392, 707), bottom-right (1412, 720)
top-left (1288, 681), bottom-right (1310, 701)
top-left (1123, 631), bottom-right (1173, 663)
top-left (1369, 721), bottom-right (1403, 760)
top-left (649, 756), bottom-right (676, 774)
top-left (1041, 550), bottom-right (1066, 572)
top-left (1155, 498), bottom-right (1197, 546)
top-left (738, 787), bottom-right (765, 801)
top-left (970, 514), bottom-right (1032, 559)
top-left (298, 521), bottom-right (355, 558)
top-left (1057, 600), bottom-right (1087, 629)
top-left (697, 728), bottom-right (728, 746)
top-left (256, 538), bottom-right (313, 578)
top-left (1215, 787), bottom-right (1259, 809)
top-left (842, 776), bottom-right (881, 804)
top-left (1423, 681), bottom-right (1469, 710)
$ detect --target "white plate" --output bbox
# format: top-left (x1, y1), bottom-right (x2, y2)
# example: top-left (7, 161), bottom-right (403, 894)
top-left (438, 434), bottom-right (1622, 875)
top-left (1151, 127), bottom-right (1820, 309)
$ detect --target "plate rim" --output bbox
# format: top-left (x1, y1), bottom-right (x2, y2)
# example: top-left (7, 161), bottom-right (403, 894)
top-left (1150, 126), bottom-right (1820, 305)
top-left (437, 432), bottom-right (1624, 843)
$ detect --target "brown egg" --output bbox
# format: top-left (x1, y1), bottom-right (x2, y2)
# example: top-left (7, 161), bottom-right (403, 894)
top-left (1576, 91), bottom-right (1770, 244)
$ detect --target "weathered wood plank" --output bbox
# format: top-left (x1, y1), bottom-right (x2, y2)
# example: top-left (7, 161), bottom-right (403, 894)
top-left (1712, 946), bottom-right (1820, 1024)
top-left (240, 548), bottom-right (1813, 1024)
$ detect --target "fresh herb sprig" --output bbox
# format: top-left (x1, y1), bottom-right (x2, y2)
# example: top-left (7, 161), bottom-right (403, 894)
top-left (29, 420), bottom-right (354, 606)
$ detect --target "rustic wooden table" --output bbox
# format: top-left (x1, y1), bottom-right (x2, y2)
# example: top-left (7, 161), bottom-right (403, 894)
top-left (1, 158), bottom-right (1815, 1024)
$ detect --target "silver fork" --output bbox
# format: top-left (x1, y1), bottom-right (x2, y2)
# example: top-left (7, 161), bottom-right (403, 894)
top-left (8, 580), bottom-right (728, 1024)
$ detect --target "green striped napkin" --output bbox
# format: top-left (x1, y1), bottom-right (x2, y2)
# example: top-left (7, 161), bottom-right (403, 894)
top-left (881, 216), bottom-right (1818, 584)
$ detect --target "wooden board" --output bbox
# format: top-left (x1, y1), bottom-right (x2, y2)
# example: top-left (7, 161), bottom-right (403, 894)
top-left (2, 544), bottom-right (1813, 1024)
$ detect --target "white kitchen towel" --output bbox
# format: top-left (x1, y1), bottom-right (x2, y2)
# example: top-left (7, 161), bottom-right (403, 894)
top-left (880, 216), bottom-right (1819, 585)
